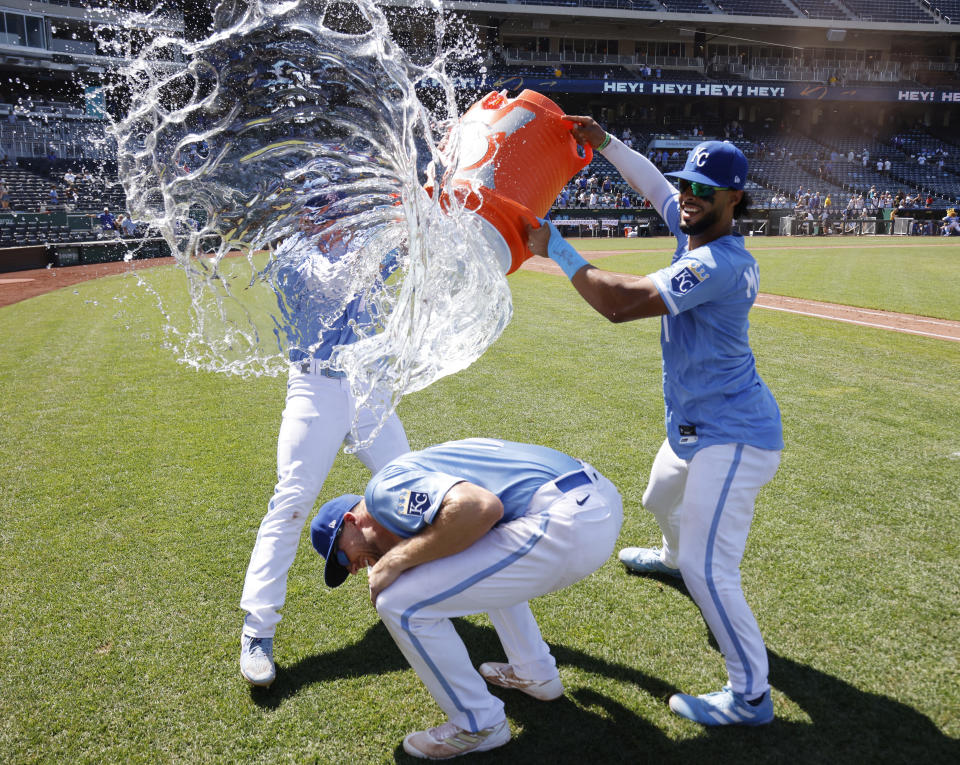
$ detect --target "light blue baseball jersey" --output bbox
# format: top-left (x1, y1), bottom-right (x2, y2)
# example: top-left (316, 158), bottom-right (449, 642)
top-left (364, 438), bottom-right (582, 538)
top-left (271, 231), bottom-right (394, 363)
top-left (648, 196), bottom-right (783, 460)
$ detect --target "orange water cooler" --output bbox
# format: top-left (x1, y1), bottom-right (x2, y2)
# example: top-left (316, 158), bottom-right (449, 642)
top-left (428, 89), bottom-right (592, 274)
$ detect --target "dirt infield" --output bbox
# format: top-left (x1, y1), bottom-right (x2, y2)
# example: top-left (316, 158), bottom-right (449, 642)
top-left (520, 254), bottom-right (960, 342)
top-left (0, 257), bottom-right (175, 308)
top-left (2, 254), bottom-right (959, 342)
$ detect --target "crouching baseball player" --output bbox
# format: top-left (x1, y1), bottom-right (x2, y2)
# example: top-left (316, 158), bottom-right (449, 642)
top-left (310, 437), bottom-right (623, 759)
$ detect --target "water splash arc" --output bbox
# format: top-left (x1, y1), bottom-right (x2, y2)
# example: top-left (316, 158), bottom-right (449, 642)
top-left (112, 0), bottom-right (512, 448)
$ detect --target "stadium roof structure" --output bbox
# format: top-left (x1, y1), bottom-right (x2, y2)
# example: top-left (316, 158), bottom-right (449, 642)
top-left (436, 0), bottom-right (959, 106)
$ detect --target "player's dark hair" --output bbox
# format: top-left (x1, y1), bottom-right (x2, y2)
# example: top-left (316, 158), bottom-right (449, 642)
top-left (733, 191), bottom-right (752, 219)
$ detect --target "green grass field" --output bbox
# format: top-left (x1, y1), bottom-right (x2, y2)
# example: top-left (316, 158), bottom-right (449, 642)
top-left (1, 237), bottom-right (958, 763)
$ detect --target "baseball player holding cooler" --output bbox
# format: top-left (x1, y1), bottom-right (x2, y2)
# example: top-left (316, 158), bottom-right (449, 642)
top-left (309, 437), bottom-right (623, 759)
top-left (527, 120), bottom-right (784, 727)
top-left (239, 206), bottom-right (410, 687)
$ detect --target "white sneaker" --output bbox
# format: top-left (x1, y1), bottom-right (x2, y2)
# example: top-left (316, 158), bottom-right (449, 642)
top-left (240, 634), bottom-right (275, 687)
top-left (478, 662), bottom-right (564, 701)
top-left (402, 719), bottom-right (510, 760)
top-left (618, 546), bottom-right (681, 578)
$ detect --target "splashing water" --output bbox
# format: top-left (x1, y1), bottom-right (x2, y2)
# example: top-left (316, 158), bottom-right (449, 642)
top-left (112, 0), bottom-right (511, 446)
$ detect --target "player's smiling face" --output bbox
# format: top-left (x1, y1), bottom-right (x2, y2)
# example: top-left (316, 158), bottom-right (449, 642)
top-left (678, 184), bottom-right (724, 236)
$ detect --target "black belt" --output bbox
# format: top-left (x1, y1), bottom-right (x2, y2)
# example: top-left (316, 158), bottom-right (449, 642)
top-left (554, 470), bottom-right (591, 493)
top-left (298, 360), bottom-right (346, 378)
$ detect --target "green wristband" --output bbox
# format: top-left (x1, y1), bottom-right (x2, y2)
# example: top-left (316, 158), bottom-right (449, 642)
top-left (597, 133), bottom-right (612, 151)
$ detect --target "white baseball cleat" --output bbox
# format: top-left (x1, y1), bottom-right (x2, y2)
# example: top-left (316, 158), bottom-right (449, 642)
top-left (240, 634), bottom-right (276, 687)
top-left (478, 662), bottom-right (564, 701)
top-left (402, 719), bottom-right (510, 760)
top-left (618, 546), bottom-right (682, 578)
top-left (669, 686), bottom-right (774, 726)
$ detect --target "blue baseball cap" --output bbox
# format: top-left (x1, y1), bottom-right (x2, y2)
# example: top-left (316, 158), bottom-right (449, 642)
top-left (310, 494), bottom-right (363, 588)
top-left (666, 141), bottom-right (748, 190)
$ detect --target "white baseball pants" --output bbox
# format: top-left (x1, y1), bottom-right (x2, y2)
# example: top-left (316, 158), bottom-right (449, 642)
top-left (241, 366), bottom-right (409, 637)
top-left (374, 466), bottom-right (623, 732)
top-left (643, 440), bottom-right (780, 697)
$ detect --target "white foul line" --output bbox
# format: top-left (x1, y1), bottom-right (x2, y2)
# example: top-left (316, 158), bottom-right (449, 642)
top-left (760, 297), bottom-right (959, 329)
top-left (755, 303), bottom-right (960, 342)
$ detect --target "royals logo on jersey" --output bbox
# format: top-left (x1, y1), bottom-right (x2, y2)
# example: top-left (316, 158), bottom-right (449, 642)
top-left (399, 490), bottom-right (431, 516)
top-left (670, 261), bottom-right (710, 295)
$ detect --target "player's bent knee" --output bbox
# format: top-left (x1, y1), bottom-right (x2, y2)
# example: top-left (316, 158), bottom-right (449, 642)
top-left (373, 587), bottom-right (408, 624)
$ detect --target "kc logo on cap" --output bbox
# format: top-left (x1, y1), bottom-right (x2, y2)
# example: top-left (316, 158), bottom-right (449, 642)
top-left (666, 140), bottom-right (748, 191)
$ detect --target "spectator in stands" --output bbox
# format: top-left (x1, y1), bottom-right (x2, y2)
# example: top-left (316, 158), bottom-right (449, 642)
top-left (96, 206), bottom-right (117, 231)
top-left (49, 187), bottom-right (59, 206)
top-left (0, 179), bottom-right (9, 211)
top-left (883, 159), bottom-right (891, 175)
top-left (876, 158), bottom-right (883, 174)
top-left (119, 214), bottom-right (138, 237)
top-left (64, 170), bottom-right (76, 187)
top-left (925, 194), bottom-right (934, 208)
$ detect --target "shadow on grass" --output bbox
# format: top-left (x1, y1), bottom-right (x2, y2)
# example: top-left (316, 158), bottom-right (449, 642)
top-left (253, 618), bottom-right (958, 764)
top-left (249, 621), bottom-right (408, 709)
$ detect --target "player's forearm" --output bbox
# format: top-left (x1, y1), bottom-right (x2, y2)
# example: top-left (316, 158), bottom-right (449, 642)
top-left (601, 136), bottom-right (678, 216)
top-left (570, 267), bottom-right (667, 323)
top-left (534, 221), bottom-right (667, 322)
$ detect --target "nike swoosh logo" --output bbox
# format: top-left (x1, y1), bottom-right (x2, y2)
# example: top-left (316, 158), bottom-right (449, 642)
top-left (576, 495), bottom-right (589, 505)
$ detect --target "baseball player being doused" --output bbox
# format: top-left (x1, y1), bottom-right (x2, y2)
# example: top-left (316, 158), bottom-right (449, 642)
top-left (309, 437), bottom-right (623, 759)
top-left (239, 185), bottom-right (410, 687)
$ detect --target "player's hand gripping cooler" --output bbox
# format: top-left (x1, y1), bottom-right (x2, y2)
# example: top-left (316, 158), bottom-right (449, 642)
top-left (426, 89), bottom-right (592, 274)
